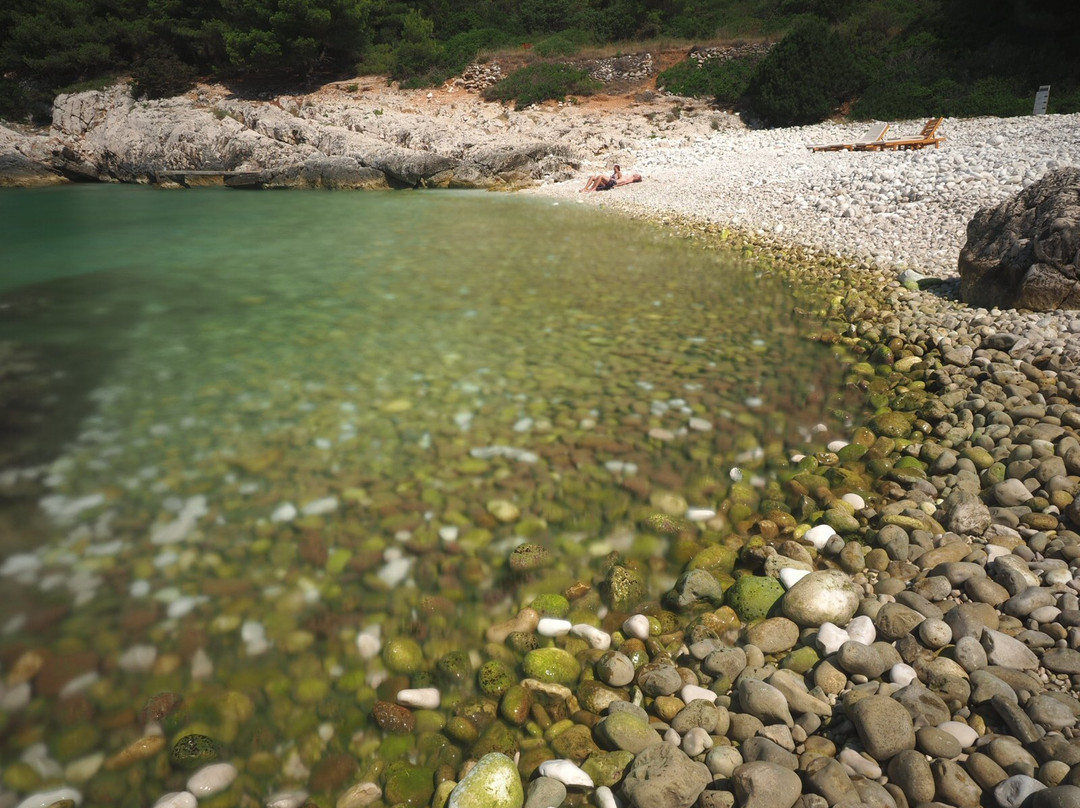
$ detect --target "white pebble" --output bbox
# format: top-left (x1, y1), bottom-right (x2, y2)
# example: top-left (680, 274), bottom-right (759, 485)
top-left (816, 623), bottom-right (850, 655)
top-left (682, 726), bottom-right (714, 757)
top-left (594, 785), bottom-right (619, 808)
top-left (300, 496), bottom-right (338, 517)
top-left (890, 663), bottom-right (918, 686)
top-left (538, 759), bottom-right (594, 788)
top-left (839, 747), bottom-right (881, 779)
top-left (827, 440), bottom-right (849, 453)
top-left (840, 492), bottom-right (865, 510)
top-left (688, 418), bottom-right (713, 432)
top-left (664, 727), bottom-right (680, 746)
top-left (537, 617), bottom-right (573, 637)
top-left (938, 720), bottom-right (979, 748)
top-left (779, 567), bottom-right (811, 589)
top-left (571, 623), bottom-right (611, 650)
top-left (804, 524), bottom-right (836, 550)
top-left (681, 684), bottom-right (717, 703)
top-left (118, 644), bottom-right (158, 673)
top-left (65, 752), bottom-right (105, 783)
top-left (266, 790), bottom-right (309, 808)
top-left (191, 648), bottom-right (213, 680)
top-left (396, 688), bottom-right (440, 709)
top-left (844, 615), bottom-right (876, 645)
top-left (623, 614), bottom-right (651, 640)
top-left (186, 762), bottom-right (238, 797)
top-left (0, 682), bottom-right (31, 711)
top-left (153, 792), bottom-right (197, 808)
top-left (356, 626), bottom-right (381, 660)
top-left (15, 788), bottom-right (83, 808)
top-left (167, 595), bottom-right (204, 619)
top-left (686, 507), bottom-right (717, 522)
top-left (270, 502), bottom-right (297, 523)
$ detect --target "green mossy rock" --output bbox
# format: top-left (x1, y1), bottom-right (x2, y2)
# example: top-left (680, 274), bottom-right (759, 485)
top-left (869, 411), bottom-right (913, 438)
top-left (522, 648), bottom-right (581, 687)
top-left (169, 734), bottom-right (219, 770)
top-left (529, 593), bottom-right (570, 618)
top-left (687, 544), bottom-right (737, 576)
top-left (478, 660), bottom-right (515, 698)
top-left (605, 565), bottom-right (646, 612)
top-left (384, 764), bottom-right (436, 807)
top-left (447, 753), bottom-right (523, 808)
top-left (723, 575), bottom-right (785, 623)
top-left (582, 750), bottom-right (635, 788)
top-left (383, 637), bottom-right (425, 675)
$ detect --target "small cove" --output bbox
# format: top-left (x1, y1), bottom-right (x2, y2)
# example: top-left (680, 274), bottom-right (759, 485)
top-left (0, 185), bottom-right (861, 805)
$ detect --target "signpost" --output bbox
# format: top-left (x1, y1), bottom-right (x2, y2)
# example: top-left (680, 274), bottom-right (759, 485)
top-left (1033, 85), bottom-right (1051, 115)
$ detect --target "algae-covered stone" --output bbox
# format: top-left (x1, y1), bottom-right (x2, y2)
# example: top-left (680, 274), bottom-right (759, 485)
top-left (499, 684), bottom-right (532, 725)
top-left (594, 710), bottom-right (663, 753)
top-left (582, 750), bottom-right (635, 788)
top-left (170, 734), bottom-right (219, 770)
top-left (724, 575), bottom-right (785, 623)
top-left (781, 645), bottom-right (820, 674)
top-left (523, 648), bottom-right (581, 687)
top-left (384, 763), bottom-right (435, 807)
top-left (478, 660), bottom-right (515, 698)
top-left (549, 723), bottom-right (600, 763)
top-left (869, 411), bottom-right (913, 438)
top-left (605, 565), bottom-right (646, 612)
top-left (529, 593), bottom-right (570, 618)
top-left (688, 544), bottom-right (738, 576)
top-left (823, 508), bottom-right (860, 534)
top-left (383, 637), bottom-right (425, 675)
top-left (508, 543), bottom-right (551, 573)
top-left (447, 753), bottom-right (523, 808)
top-left (437, 651), bottom-right (473, 687)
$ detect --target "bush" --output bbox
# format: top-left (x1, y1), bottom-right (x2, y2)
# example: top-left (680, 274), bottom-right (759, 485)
top-left (533, 28), bottom-right (592, 57)
top-left (130, 45), bottom-right (197, 99)
top-left (483, 62), bottom-right (600, 109)
top-left (744, 18), bottom-right (866, 126)
top-left (658, 54), bottom-right (762, 106)
top-left (442, 28), bottom-right (510, 69)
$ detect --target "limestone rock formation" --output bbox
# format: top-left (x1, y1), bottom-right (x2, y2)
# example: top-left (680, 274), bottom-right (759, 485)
top-left (959, 167), bottom-right (1080, 310)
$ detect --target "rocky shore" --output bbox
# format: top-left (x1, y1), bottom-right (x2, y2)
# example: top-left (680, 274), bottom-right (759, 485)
top-left (4, 73), bottom-right (1080, 808)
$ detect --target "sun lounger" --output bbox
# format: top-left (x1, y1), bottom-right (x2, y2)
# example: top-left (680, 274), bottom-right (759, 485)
top-left (858, 117), bottom-right (945, 151)
top-left (806, 123), bottom-right (890, 152)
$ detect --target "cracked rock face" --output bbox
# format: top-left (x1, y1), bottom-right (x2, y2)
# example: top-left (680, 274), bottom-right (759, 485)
top-left (959, 167), bottom-right (1080, 311)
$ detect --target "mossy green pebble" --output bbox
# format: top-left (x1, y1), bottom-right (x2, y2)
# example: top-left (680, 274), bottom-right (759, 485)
top-left (384, 764), bottom-right (435, 807)
top-left (169, 734), bottom-right (219, 770)
top-left (498, 684), bottom-right (532, 725)
top-left (523, 648), bottom-right (581, 687)
top-left (605, 565), bottom-right (645, 612)
top-left (383, 637), bottom-right (425, 675)
top-left (529, 593), bottom-right (570, 618)
top-left (508, 543), bottom-right (551, 572)
top-left (436, 651), bottom-right (473, 686)
top-left (582, 750), bottom-right (635, 788)
top-left (478, 660), bottom-right (515, 698)
top-left (724, 575), bottom-right (785, 623)
top-left (447, 752), bottom-right (523, 808)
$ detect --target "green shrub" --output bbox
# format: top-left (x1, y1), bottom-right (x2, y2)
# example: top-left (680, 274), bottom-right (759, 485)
top-left (658, 54), bottom-right (762, 106)
top-left (130, 45), bottom-right (197, 100)
top-left (533, 28), bottom-right (592, 57)
top-left (482, 62), bottom-right (600, 109)
top-left (744, 18), bottom-right (866, 126)
top-left (442, 28), bottom-right (510, 68)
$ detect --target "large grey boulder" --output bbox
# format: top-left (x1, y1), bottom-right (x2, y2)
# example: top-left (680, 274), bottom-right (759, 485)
top-left (959, 167), bottom-right (1080, 310)
top-left (620, 742), bottom-right (711, 808)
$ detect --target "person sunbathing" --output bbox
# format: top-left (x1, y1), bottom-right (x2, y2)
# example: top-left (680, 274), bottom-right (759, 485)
top-left (580, 165), bottom-right (643, 192)
top-left (581, 165), bottom-right (621, 192)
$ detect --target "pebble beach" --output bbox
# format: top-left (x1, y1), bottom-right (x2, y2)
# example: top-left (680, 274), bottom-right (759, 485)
top-left (3, 84), bottom-right (1080, 808)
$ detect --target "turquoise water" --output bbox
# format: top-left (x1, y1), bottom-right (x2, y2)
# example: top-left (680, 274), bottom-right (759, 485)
top-left (0, 186), bottom-right (853, 806)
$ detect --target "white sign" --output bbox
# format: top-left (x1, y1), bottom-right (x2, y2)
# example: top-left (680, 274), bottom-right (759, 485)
top-left (1033, 84), bottom-right (1051, 115)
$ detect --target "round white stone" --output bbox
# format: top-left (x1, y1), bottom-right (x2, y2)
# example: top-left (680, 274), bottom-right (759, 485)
top-left (841, 492), bottom-right (865, 510)
top-left (397, 688), bottom-right (440, 709)
top-left (681, 684), bottom-right (717, 703)
top-left (779, 567), bottom-right (811, 589)
top-left (270, 502), bottom-right (297, 523)
top-left (266, 790), bottom-right (309, 808)
top-left (570, 623), bottom-right (611, 650)
top-left (815, 623), bottom-right (850, 655)
top-left (623, 614), bottom-right (651, 640)
top-left (938, 720), bottom-right (979, 748)
top-left (153, 792), bottom-right (197, 808)
top-left (538, 759), bottom-right (593, 788)
top-left (844, 615), bottom-right (876, 645)
top-left (686, 507), bottom-right (717, 522)
top-left (804, 524), bottom-right (837, 550)
top-left (15, 788), bottom-right (83, 808)
top-left (890, 663), bottom-right (918, 686)
top-left (186, 762), bottom-right (238, 798)
top-left (537, 617), bottom-right (573, 637)
top-left (595, 786), bottom-right (618, 808)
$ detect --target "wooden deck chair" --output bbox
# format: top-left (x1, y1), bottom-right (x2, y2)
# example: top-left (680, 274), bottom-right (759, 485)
top-left (860, 117), bottom-right (945, 151)
top-left (807, 122), bottom-right (890, 152)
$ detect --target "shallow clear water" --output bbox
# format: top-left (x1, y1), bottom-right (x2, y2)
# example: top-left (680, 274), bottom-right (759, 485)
top-left (0, 186), bottom-right (853, 805)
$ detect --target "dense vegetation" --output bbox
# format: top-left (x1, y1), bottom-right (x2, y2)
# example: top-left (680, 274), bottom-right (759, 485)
top-left (1, 0), bottom-right (1077, 125)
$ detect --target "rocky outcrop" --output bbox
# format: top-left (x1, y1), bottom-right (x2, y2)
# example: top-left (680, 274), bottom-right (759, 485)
top-left (2, 81), bottom-right (587, 189)
top-left (958, 166), bottom-right (1080, 310)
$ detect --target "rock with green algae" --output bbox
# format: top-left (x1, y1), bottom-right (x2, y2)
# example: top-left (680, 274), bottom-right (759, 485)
top-left (582, 750), bottom-right (635, 787)
top-left (169, 734), bottom-right (219, 770)
top-left (447, 753), bottom-right (523, 808)
top-left (523, 648), bottom-right (581, 687)
top-left (724, 575), bottom-right (785, 623)
top-left (605, 565), bottom-right (646, 612)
